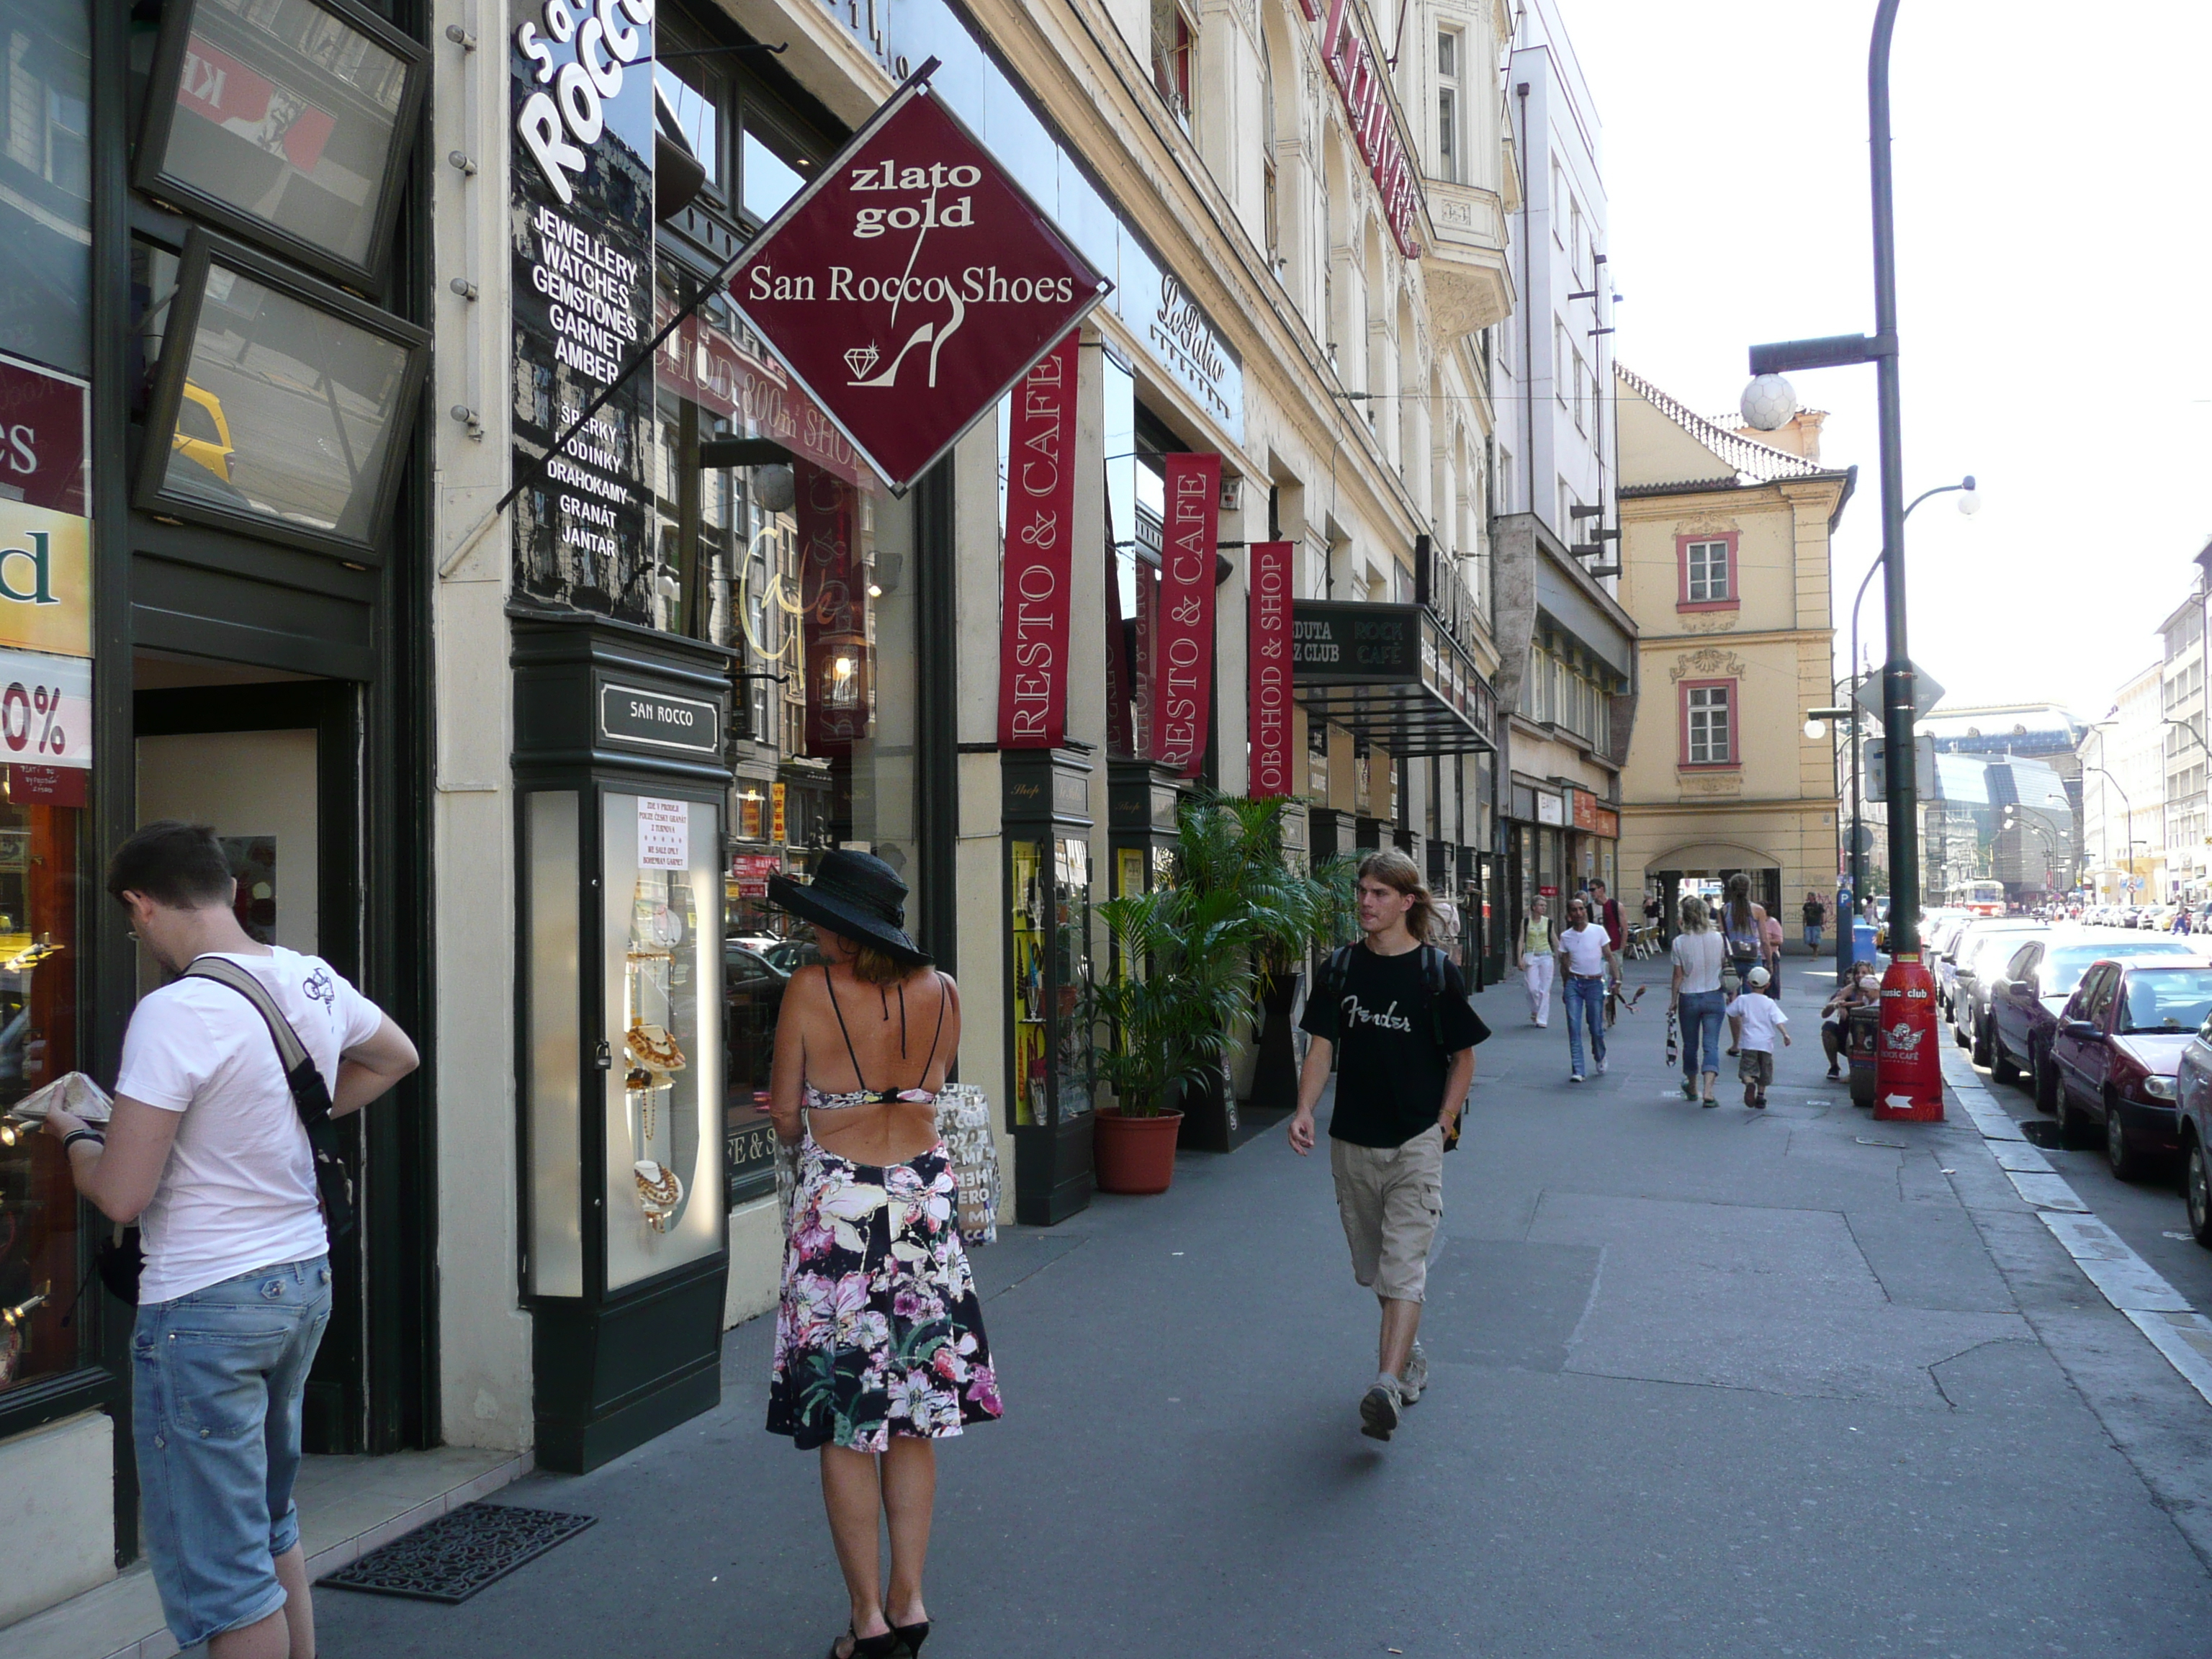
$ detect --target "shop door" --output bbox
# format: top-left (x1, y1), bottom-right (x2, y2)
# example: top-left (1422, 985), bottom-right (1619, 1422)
top-left (135, 682), bottom-right (363, 1454)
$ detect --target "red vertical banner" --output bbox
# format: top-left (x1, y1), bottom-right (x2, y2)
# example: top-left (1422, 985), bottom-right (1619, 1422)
top-left (1246, 541), bottom-right (1294, 797)
top-left (997, 331), bottom-right (1082, 747)
top-left (797, 463), bottom-right (867, 755)
top-left (1151, 453), bottom-right (1219, 776)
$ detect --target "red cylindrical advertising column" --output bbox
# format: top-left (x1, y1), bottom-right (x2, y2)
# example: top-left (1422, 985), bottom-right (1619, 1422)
top-left (1872, 955), bottom-right (1943, 1120)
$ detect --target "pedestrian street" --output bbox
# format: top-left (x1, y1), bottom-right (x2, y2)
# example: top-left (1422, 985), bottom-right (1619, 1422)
top-left (316, 950), bottom-right (2212, 1657)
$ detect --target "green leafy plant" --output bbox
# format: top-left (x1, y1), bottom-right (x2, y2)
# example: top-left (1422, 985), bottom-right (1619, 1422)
top-left (1088, 792), bottom-right (1346, 1116)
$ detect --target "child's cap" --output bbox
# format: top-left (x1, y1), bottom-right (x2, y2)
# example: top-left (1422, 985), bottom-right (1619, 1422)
top-left (1747, 966), bottom-right (1771, 988)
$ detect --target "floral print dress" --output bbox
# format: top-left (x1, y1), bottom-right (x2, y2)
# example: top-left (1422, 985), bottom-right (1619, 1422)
top-left (767, 1078), bottom-right (1003, 1451)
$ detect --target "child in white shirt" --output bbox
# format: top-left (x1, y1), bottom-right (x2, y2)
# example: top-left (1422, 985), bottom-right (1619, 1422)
top-left (1725, 966), bottom-right (1791, 1108)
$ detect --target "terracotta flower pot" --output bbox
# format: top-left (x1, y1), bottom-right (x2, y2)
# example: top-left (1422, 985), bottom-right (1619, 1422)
top-left (1092, 1107), bottom-right (1184, 1195)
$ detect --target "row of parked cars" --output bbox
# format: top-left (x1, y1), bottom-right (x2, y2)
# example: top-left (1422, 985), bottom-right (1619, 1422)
top-left (2077, 902), bottom-right (2212, 931)
top-left (1928, 911), bottom-right (2212, 1246)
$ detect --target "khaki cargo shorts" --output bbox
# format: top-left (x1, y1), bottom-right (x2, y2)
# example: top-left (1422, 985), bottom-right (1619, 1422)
top-left (1737, 1049), bottom-right (1774, 1087)
top-left (1329, 1124), bottom-right (1444, 1303)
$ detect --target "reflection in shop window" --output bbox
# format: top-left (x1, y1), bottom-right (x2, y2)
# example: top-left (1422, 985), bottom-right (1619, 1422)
top-left (138, 236), bottom-right (426, 554)
top-left (136, 0), bottom-right (423, 287)
top-left (0, 0), bottom-right (91, 377)
top-left (0, 796), bottom-right (83, 1395)
top-left (740, 119), bottom-right (808, 224)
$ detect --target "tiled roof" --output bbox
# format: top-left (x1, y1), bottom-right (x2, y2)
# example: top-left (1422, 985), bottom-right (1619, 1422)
top-left (1617, 362), bottom-right (1829, 484)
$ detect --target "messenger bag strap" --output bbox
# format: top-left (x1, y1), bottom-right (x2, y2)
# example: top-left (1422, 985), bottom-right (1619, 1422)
top-left (181, 956), bottom-right (355, 1239)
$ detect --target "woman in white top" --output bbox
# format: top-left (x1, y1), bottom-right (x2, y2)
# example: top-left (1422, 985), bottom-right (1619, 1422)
top-left (1669, 893), bottom-right (1728, 1106)
top-left (1514, 896), bottom-right (1558, 1027)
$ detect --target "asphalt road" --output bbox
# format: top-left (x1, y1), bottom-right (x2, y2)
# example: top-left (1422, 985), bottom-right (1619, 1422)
top-left (1939, 978), bottom-right (2212, 1317)
top-left (316, 951), bottom-right (2212, 1658)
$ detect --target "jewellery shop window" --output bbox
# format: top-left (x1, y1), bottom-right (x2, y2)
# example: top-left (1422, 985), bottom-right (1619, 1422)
top-left (0, 797), bottom-right (84, 1395)
top-left (652, 245), bottom-right (921, 1200)
top-left (605, 792), bottom-right (721, 1290)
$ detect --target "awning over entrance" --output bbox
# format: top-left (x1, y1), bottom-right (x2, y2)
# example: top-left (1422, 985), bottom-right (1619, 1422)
top-left (1292, 601), bottom-right (1496, 755)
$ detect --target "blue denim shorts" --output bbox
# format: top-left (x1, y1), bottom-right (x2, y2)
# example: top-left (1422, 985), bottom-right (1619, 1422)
top-left (133, 1256), bottom-right (331, 1649)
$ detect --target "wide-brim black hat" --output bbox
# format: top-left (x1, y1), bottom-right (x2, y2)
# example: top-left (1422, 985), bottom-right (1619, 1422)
top-left (768, 848), bottom-right (930, 966)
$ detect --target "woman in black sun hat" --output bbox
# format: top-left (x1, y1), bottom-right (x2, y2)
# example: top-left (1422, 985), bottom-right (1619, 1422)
top-left (763, 849), bottom-right (998, 1659)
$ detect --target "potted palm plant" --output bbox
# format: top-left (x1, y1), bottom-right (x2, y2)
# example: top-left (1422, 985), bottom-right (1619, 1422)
top-left (1088, 879), bottom-right (1256, 1191)
top-left (1089, 793), bottom-right (1330, 1185)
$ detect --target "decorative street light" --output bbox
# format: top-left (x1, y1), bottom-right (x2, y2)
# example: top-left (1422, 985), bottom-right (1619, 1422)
top-left (1745, 0), bottom-right (1944, 1119)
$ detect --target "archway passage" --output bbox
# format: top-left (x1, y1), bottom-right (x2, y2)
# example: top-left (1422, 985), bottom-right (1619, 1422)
top-left (1645, 843), bottom-right (1782, 948)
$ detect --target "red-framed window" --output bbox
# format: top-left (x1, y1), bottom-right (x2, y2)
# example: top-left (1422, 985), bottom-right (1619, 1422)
top-left (1679, 678), bottom-right (1738, 768)
top-left (1677, 532), bottom-right (1739, 611)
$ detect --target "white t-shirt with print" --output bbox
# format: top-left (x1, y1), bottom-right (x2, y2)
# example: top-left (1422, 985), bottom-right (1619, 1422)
top-left (1725, 992), bottom-right (1789, 1053)
top-left (117, 948), bottom-right (385, 1303)
top-left (1558, 923), bottom-right (1611, 978)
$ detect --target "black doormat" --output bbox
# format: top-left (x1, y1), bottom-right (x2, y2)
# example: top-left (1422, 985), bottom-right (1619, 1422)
top-left (320, 1501), bottom-right (595, 1604)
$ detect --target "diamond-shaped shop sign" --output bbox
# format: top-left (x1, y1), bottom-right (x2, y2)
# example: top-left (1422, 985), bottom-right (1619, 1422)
top-left (727, 73), bottom-right (1110, 493)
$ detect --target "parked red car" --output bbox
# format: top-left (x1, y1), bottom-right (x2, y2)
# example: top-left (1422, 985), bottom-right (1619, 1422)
top-left (2048, 959), bottom-right (2212, 1179)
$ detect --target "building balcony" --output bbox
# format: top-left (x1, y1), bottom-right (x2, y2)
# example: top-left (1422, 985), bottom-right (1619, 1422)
top-left (1421, 176), bottom-right (1513, 346)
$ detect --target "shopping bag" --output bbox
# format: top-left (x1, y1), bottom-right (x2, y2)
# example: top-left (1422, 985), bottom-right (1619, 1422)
top-left (937, 1084), bottom-right (1002, 1246)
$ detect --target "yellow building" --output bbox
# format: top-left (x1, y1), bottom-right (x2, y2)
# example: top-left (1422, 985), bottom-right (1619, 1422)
top-left (1613, 366), bottom-right (1854, 926)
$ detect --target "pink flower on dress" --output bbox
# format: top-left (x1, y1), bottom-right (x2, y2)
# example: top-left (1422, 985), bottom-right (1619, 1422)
top-left (966, 1364), bottom-right (1002, 1416)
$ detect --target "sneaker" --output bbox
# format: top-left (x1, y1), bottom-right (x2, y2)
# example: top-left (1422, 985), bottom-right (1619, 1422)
top-left (1596, 1058), bottom-right (1608, 1076)
top-left (1401, 1342), bottom-right (1428, 1406)
top-left (1827, 1064), bottom-right (1841, 1079)
top-left (1743, 1082), bottom-right (1758, 1107)
top-left (1359, 1377), bottom-right (1401, 1440)
top-left (1570, 1071), bottom-right (1584, 1084)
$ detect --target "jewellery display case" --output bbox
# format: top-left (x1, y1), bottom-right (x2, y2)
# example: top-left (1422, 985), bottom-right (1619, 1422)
top-left (1003, 750), bottom-right (1094, 1226)
top-left (513, 615), bottom-right (731, 1472)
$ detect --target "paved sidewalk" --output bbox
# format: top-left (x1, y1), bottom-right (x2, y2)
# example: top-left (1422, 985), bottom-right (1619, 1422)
top-left (320, 956), bottom-right (2212, 1656)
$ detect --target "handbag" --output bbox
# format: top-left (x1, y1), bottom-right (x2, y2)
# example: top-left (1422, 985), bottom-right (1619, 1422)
top-left (100, 958), bottom-right (358, 1307)
top-left (1665, 1008), bottom-right (1681, 1070)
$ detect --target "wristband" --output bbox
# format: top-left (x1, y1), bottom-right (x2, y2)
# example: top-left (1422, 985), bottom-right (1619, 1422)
top-left (62, 1129), bottom-right (104, 1154)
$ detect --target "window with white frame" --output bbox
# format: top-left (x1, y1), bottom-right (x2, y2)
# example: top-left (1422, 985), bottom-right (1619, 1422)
top-left (1683, 538), bottom-right (1732, 603)
top-left (1685, 683), bottom-right (1733, 765)
top-left (1262, 30), bottom-right (1280, 260)
top-left (1151, 0), bottom-right (1194, 128)
top-left (1436, 29), bottom-right (1462, 183)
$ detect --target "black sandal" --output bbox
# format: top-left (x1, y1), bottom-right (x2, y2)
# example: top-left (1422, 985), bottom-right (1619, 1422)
top-left (892, 1618), bottom-right (931, 1657)
top-left (829, 1629), bottom-right (901, 1659)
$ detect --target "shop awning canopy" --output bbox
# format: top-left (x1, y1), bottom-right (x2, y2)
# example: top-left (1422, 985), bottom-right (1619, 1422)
top-left (1292, 601), bottom-right (1497, 756)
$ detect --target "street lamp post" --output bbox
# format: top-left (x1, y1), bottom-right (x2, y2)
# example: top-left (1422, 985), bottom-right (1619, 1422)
top-left (1747, 0), bottom-right (1943, 1118)
top-left (1830, 478), bottom-right (1977, 981)
top-left (2083, 764), bottom-right (2134, 903)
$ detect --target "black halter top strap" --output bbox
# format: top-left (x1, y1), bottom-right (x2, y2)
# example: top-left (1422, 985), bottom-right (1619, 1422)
top-left (821, 966), bottom-right (950, 1100)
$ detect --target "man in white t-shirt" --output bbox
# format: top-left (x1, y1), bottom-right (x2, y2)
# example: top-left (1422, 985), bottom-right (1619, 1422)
top-left (1555, 895), bottom-right (1620, 1082)
top-left (46, 822), bottom-right (417, 1659)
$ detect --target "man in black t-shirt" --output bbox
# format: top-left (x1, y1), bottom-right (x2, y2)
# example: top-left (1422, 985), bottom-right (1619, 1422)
top-left (1290, 850), bottom-right (1487, 1442)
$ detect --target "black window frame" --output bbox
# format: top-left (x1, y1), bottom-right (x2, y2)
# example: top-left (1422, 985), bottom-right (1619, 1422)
top-left (133, 225), bottom-right (431, 565)
top-left (133, 0), bottom-right (428, 297)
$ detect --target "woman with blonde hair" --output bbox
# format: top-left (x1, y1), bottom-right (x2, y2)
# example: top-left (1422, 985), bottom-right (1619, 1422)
top-left (1515, 894), bottom-right (1557, 1027)
top-left (765, 850), bottom-right (998, 1659)
top-left (1671, 892), bottom-right (1727, 1105)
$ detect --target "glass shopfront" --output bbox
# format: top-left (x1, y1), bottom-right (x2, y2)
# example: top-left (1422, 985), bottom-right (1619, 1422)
top-left (0, 0), bottom-right (95, 1411)
top-left (648, 9), bottom-right (935, 1212)
top-left (0, 796), bottom-right (84, 1395)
